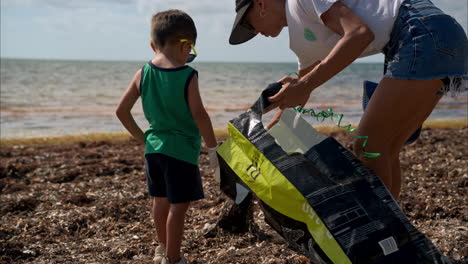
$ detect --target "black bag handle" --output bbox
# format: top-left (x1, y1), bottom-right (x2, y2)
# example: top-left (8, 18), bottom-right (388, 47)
top-left (250, 82), bottom-right (283, 119)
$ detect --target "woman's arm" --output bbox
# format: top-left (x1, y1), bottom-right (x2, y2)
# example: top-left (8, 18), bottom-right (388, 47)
top-left (115, 70), bottom-right (145, 144)
top-left (267, 1), bottom-right (374, 111)
top-left (265, 61), bottom-right (320, 129)
top-left (303, 1), bottom-right (375, 88)
top-left (187, 74), bottom-right (217, 149)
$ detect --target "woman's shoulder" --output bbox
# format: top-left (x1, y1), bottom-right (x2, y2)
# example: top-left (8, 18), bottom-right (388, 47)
top-left (287, 0), bottom-right (322, 21)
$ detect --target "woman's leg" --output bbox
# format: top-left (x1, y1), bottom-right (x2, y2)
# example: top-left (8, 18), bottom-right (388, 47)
top-left (386, 93), bottom-right (440, 200)
top-left (152, 197), bottom-right (170, 246)
top-left (354, 77), bottom-right (443, 199)
top-left (390, 157), bottom-right (401, 200)
top-left (166, 202), bottom-right (190, 263)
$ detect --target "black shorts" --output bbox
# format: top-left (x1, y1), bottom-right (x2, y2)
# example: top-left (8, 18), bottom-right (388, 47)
top-left (144, 153), bottom-right (204, 204)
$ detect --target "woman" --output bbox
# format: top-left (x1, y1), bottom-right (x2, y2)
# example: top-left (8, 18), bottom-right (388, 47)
top-left (229, 0), bottom-right (467, 200)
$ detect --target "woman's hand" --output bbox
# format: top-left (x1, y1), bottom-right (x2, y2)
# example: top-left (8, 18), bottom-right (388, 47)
top-left (264, 75), bottom-right (311, 113)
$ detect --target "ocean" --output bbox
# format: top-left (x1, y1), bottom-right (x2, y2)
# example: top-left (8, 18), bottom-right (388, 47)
top-left (1, 58), bottom-right (466, 139)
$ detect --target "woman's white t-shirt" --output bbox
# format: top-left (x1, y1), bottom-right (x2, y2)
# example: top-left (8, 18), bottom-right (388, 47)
top-left (286, 0), bottom-right (404, 70)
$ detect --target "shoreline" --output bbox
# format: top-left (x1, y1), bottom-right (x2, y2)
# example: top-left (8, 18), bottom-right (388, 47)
top-left (1, 120), bottom-right (466, 147)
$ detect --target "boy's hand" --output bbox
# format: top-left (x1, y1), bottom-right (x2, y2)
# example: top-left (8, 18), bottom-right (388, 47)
top-left (207, 146), bottom-right (219, 169)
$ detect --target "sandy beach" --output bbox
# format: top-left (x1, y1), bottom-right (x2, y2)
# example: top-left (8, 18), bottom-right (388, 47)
top-left (1, 127), bottom-right (467, 264)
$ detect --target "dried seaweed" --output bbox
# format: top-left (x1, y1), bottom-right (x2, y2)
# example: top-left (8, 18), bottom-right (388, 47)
top-left (1, 128), bottom-right (466, 264)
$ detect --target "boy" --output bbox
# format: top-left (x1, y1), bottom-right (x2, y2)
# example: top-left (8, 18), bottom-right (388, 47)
top-left (115, 9), bottom-right (218, 264)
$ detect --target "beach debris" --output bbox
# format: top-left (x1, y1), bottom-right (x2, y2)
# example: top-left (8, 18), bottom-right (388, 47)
top-left (0, 128), bottom-right (466, 263)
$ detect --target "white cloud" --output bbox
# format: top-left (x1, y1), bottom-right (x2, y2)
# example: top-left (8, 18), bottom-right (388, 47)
top-left (1, 0), bottom-right (133, 9)
top-left (134, 0), bottom-right (236, 44)
top-left (1, 0), bottom-right (236, 38)
top-left (1, 0), bottom-right (465, 62)
top-left (136, 0), bottom-right (232, 15)
top-left (34, 8), bottom-right (143, 35)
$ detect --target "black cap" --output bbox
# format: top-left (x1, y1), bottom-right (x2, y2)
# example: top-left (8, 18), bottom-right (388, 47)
top-left (229, 0), bottom-right (257, 45)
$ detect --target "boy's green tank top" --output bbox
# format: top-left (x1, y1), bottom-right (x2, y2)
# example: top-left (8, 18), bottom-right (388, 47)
top-left (140, 62), bottom-right (201, 165)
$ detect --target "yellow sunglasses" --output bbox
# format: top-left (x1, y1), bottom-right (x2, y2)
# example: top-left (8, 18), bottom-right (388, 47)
top-left (180, 39), bottom-right (198, 63)
top-left (149, 39), bottom-right (198, 63)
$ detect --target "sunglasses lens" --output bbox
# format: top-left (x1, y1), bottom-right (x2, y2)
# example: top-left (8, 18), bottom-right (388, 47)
top-left (186, 54), bottom-right (196, 63)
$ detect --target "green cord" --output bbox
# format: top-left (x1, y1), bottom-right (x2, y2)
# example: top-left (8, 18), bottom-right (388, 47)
top-left (295, 107), bottom-right (380, 158)
top-left (278, 72), bottom-right (380, 158)
top-left (352, 136), bottom-right (381, 158)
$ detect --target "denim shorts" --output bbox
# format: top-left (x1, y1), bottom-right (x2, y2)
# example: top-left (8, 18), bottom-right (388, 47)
top-left (383, 0), bottom-right (468, 95)
top-left (145, 153), bottom-right (204, 204)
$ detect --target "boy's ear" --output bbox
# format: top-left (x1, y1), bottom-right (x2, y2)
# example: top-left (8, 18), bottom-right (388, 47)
top-left (150, 40), bottom-right (157, 53)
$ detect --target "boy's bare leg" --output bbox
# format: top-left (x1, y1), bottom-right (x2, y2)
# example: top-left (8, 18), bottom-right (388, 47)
top-left (153, 197), bottom-right (170, 246)
top-left (354, 77), bottom-right (443, 199)
top-left (166, 202), bottom-right (190, 263)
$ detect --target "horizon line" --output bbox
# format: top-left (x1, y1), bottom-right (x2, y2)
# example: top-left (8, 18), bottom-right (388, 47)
top-left (0, 56), bottom-right (383, 64)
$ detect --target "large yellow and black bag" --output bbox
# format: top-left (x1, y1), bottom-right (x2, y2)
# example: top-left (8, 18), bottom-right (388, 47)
top-left (216, 83), bottom-right (450, 264)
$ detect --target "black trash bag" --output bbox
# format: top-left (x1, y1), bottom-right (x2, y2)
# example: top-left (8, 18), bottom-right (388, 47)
top-left (216, 83), bottom-right (451, 264)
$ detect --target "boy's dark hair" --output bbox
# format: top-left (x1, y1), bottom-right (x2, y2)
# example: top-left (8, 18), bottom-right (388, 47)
top-left (151, 10), bottom-right (197, 48)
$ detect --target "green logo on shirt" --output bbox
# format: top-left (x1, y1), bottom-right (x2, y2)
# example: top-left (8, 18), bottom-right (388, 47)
top-left (304, 28), bottom-right (317, 41)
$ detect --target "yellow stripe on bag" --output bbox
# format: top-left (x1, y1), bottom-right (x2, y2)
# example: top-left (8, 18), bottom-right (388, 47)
top-left (217, 123), bottom-right (351, 264)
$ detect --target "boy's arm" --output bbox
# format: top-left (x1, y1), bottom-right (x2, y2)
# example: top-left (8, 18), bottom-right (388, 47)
top-left (116, 70), bottom-right (145, 144)
top-left (187, 73), bottom-right (217, 148)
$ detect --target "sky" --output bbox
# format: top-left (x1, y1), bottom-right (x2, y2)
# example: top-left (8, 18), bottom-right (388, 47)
top-left (1, 0), bottom-right (467, 63)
